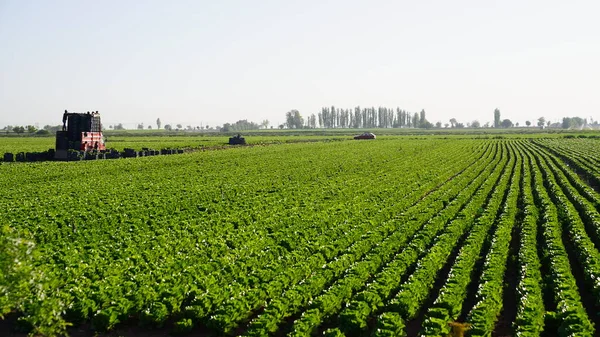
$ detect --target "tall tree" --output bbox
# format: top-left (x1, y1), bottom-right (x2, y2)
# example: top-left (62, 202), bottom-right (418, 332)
top-left (347, 109), bottom-right (352, 128)
top-left (156, 118), bottom-right (161, 129)
top-left (331, 106), bottom-right (336, 128)
top-left (354, 106), bottom-right (361, 128)
top-left (309, 114), bottom-right (317, 128)
top-left (537, 117), bottom-right (546, 127)
top-left (286, 111), bottom-right (294, 129)
top-left (294, 110), bottom-right (304, 129)
top-left (494, 108), bottom-right (501, 128)
top-left (388, 110), bottom-right (395, 128)
top-left (285, 110), bottom-right (304, 129)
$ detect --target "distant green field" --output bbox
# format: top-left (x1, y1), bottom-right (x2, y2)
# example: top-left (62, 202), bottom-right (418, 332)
top-left (0, 128), bottom-right (598, 154)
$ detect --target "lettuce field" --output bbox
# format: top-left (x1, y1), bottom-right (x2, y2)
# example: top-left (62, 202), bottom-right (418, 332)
top-left (2, 136), bottom-right (600, 336)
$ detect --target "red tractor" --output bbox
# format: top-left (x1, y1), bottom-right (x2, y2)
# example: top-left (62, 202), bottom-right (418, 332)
top-left (55, 110), bottom-right (106, 159)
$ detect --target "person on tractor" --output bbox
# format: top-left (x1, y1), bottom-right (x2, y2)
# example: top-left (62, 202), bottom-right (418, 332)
top-left (62, 110), bottom-right (68, 131)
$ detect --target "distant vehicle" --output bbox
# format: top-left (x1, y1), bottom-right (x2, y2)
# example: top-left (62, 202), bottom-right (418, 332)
top-left (354, 132), bottom-right (376, 140)
top-left (229, 134), bottom-right (247, 145)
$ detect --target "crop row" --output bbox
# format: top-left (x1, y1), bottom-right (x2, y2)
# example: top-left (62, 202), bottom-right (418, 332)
top-left (525, 144), bottom-right (594, 335)
top-left (512, 143), bottom-right (544, 337)
top-left (533, 139), bottom-right (600, 190)
top-left (464, 141), bottom-right (522, 335)
top-left (420, 142), bottom-right (516, 336)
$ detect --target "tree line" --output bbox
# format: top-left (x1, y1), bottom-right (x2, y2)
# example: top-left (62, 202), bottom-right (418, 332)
top-left (1, 125), bottom-right (57, 135)
top-left (285, 106), bottom-right (433, 129)
top-left (283, 107), bottom-right (599, 130)
top-left (2, 109), bottom-right (598, 135)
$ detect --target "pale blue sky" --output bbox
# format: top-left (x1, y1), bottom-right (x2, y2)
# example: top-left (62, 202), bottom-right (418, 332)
top-left (1, 0), bottom-right (598, 128)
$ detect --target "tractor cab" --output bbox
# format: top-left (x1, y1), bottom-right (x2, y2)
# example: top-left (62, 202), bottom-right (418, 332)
top-left (55, 110), bottom-right (106, 159)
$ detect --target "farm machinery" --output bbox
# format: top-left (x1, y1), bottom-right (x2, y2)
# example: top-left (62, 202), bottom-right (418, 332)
top-left (1, 110), bottom-right (186, 163)
top-left (229, 134), bottom-right (247, 145)
top-left (55, 110), bottom-right (106, 159)
top-left (2, 111), bottom-right (255, 163)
